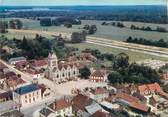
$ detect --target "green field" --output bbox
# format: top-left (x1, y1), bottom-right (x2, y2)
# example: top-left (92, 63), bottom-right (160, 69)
top-left (2, 18), bottom-right (168, 41)
top-left (1, 18), bottom-right (168, 62)
top-left (66, 43), bottom-right (168, 62)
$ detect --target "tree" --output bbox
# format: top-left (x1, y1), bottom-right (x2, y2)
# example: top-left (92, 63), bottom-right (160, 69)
top-left (108, 71), bottom-right (123, 84)
top-left (71, 32), bottom-right (86, 43)
top-left (9, 20), bottom-right (23, 29)
top-left (40, 18), bottom-right (52, 26)
top-left (64, 23), bottom-right (72, 28)
top-left (88, 25), bottom-right (97, 35)
top-left (113, 53), bottom-right (129, 69)
top-left (0, 21), bottom-right (8, 33)
top-left (79, 66), bottom-right (91, 79)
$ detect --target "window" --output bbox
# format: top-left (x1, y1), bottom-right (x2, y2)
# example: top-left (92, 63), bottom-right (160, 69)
top-left (73, 71), bottom-right (76, 74)
top-left (29, 94), bottom-right (31, 97)
top-left (37, 92), bottom-right (38, 95)
top-left (25, 95), bottom-right (27, 98)
top-left (25, 100), bottom-right (27, 103)
top-left (33, 98), bottom-right (35, 101)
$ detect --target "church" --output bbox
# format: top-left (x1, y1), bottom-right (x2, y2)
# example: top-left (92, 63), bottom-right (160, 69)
top-left (45, 51), bottom-right (79, 81)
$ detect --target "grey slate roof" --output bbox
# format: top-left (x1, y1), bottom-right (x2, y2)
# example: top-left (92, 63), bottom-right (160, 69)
top-left (15, 84), bottom-right (40, 95)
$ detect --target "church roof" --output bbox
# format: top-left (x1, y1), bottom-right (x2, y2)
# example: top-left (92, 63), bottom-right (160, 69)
top-left (48, 52), bottom-right (57, 59)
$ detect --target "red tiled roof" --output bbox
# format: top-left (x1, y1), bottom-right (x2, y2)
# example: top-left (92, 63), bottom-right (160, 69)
top-left (91, 88), bottom-right (107, 95)
top-left (6, 76), bottom-right (26, 87)
top-left (33, 59), bottom-right (47, 67)
top-left (5, 71), bottom-right (16, 78)
top-left (50, 99), bottom-right (71, 111)
top-left (130, 102), bottom-right (149, 112)
top-left (72, 94), bottom-right (93, 111)
top-left (0, 91), bottom-right (12, 99)
top-left (91, 70), bottom-right (106, 78)
top-left (15, 61), bottom-right (28, 67)
top-left (91, 111), bottom-right (113, 117)
top-left (138, 83), bottom-right (163, 94)
top-left (115, 93), bottom-right (139, 103)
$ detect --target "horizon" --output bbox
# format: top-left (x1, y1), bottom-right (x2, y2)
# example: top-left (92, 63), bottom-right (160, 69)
top-left (0, 0), bottom-right (167, 6)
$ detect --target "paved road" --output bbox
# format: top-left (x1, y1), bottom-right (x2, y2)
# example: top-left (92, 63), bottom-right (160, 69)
top-left (8, 29), bottom-right (168, 58)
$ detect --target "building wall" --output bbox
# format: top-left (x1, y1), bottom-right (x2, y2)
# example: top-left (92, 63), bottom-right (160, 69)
top-left (13, 89), bottom-right (41, 106)
top-left (54, 107), bottom-right (72, 117)
top-left (45, 53), bottom-right (79, 81)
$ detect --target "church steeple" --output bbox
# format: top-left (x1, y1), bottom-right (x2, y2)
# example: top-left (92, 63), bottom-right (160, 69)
top-left (47, 49), bottom-right (58, 68)
top-left (48, 48), bottom-right (57, 59)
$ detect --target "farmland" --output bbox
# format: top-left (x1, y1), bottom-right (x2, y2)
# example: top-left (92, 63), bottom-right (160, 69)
top-left (66, 43), bottom-right (168, 62)
top-left (1, 18), bottom-right (168, 62)
top-left (1, 18), bottom-right (168, 41)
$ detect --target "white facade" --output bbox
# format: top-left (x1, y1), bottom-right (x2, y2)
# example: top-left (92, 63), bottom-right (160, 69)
top-left (45, 52), bottom-right (79, 81)
top-left (53, 106), bottom-right (73, 117)
top-left (13, 88), bottom-right (41, 106)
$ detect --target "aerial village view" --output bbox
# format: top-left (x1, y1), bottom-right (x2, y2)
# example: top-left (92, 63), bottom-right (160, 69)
top-left (0, 0), bottom-right (168, 117)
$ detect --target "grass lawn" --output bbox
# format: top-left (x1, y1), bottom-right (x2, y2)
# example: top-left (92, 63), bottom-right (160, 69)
top-left (66, 43), bottom-right (168, 62)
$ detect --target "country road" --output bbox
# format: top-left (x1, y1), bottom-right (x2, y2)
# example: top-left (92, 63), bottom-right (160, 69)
top-left (7, 29), bottom-right (168, 58)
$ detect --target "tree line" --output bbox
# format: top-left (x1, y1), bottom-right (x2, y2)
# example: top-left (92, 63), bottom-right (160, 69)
top-left (40, 17), bottom-right (81, 27)
top-left (126, 36), bottom-right (168, 48)
top-left (1, 6), bottom-right (167, 24)
top-left (0, 19), bottom-right (23, 33)
top-left (130, 24), bottom-right (167, 32)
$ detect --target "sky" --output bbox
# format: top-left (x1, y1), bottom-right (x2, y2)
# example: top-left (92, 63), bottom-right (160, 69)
top-left (0, 0), bottom-right (167, 6)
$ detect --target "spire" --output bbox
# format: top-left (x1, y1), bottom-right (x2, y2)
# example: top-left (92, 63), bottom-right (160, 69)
top-left (48, 48), bottom-right (57, 59)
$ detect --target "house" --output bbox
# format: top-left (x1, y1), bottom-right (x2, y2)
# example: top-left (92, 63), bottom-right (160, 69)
top-left (5, 75), bottom-right (26, 90)
top-left (31, 59), bottom-right (47, 70)
top-left (0, 110), bottom-right (24, 117)
top-left (90, 111), bottom-right (113, 117)
top-left (100, 101), bottom-right (120, 110)
top-left (80, 53), bottom-right (97, 62)
top-left (85, 102), bottom-right (104, 115)
top-left (15, 61), bottom-right (29, 70)
top-left (90, 70), bottom-right (107, 83)
top-left (132, 92), bottom-right (147, 103)
top-left (138, 83), bottom-right (163, 96)
top-left (48, 99), bottom-right (73, 117)
top-left (8, 57), bottom-right (26, 65)
top-left (89, 87), bottom-right (109, 102)
top-left (39, 107), bottom-right (55, 117)
top-left (13, 84), bottom-right (41, 106)
top-left (27, 68), bottom-right (44, 79)
top-left (0, 91), bottom-right (12, 102)
top-left (0, 71), bottom-right (6, 84)
top-left (114, 93), bottom-right (150, 114)
top-left (38, 84), bottom-right (51, 99)
top-left (71, 94), bottom-right (93, 116)
top-left (149, 95), bottom-right (168, 110)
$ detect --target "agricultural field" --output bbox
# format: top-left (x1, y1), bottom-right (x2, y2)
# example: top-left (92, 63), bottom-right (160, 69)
top-left (66, 43), bottom-right (168, 62)
top-left (2, 18), bottom-right (168, 41)
top-left (1, 18), bottom-right (168, 62)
